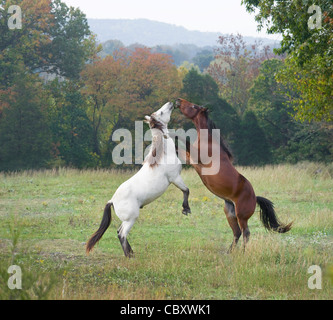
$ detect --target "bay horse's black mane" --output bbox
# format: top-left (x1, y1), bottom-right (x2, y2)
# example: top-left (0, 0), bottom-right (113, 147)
top-left (205, 112), bottom-right (233, 161)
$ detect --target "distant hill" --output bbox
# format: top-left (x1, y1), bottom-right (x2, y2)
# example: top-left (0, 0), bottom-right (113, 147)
top-left (88, 18), bottom-right (280, 48)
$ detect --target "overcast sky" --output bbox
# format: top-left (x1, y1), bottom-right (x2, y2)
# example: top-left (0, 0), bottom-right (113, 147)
top-left (62, 0), bottom-right (282, 40)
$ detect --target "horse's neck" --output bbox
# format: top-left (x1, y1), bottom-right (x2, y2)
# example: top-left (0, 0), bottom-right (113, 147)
top-left (144, 129), bottom-right (165, 165)
top-left (151, 127), bottom-right (167, 139)
top-left (193, 115), bottom-right (208, 142)
top-left (149, 127), bottom-right (178, 164)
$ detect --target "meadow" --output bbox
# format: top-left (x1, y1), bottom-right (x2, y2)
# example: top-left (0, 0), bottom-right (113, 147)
top-left (0, 163), bottom-right (332, 300)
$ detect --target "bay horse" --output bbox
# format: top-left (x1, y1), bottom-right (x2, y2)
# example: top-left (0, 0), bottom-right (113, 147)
top-left (175, 98), bottom-right (292, 252)
top-left (86, 102), bottom-right (191, 257)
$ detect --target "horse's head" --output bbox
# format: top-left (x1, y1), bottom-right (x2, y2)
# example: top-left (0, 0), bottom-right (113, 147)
top-left (144, 102), bottom-right (174, 130)
top-left (175, 98), bottom-right (208, 120)
top-left (152, 102), bottom-right (174, 125)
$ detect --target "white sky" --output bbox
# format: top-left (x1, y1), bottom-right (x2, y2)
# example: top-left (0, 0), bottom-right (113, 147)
top-left (62, 0), bottom-right (282, 40)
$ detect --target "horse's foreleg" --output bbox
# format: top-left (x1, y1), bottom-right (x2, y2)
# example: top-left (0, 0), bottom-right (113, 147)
top-left (182, 188), bottom-right (191, 215)
top-left (117, 220), bottom-right (135, 258)
top-left (172, 176), bottom-right (191, 215)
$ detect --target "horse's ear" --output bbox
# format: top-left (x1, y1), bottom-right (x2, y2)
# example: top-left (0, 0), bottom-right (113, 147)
top-left (144, 115), bottom-right (151, 124)
top-left (202, 107), bottom-right (210, 113)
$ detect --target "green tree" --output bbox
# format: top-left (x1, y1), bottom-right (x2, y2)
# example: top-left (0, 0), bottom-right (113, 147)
top-left (0, 0), bottom-right (53, 86)
top-left (276, 54), bottom-right (333, 122)
top-left (0, 0), bottom-right (98, 171)
top-left (249, 59), bottom-right (294, 151)
top-left (181, 68), bottom-right (220, 106)
top-left (249, 59), bottom-right (332, 163)
top-left (242, 0), bottom-right (333, 122)
top-left (234, 111), bottom-right (272, 166)
top-left (278, 122), bottom-right (333, 163)
top-left (0, 0), bottom-right (97, 86)
top-left (181, 68), bottom-right (240, 145)
top-left (43, 0), bottom-right (98, 79)
top-left (0, 74), bottom-right (52, 171)
top-left (47, 80), bottom-right (97, 168)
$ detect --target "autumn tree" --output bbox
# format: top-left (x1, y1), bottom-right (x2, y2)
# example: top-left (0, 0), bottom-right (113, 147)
top-left (208, 33), bottom-right (274, 116)
top-left (125, 47), bottom-right (181, 117)
top-left (81, 48), bottom-right (181, 164)
top-left (81, 53), bottom-right (125, 156)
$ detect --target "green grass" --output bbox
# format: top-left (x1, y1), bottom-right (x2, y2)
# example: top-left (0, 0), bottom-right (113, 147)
top-left (0, 163), bottom-right (332, 300)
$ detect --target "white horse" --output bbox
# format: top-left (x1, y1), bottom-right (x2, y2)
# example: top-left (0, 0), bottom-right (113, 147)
top-left (86, 102), bottom-right (191, 257)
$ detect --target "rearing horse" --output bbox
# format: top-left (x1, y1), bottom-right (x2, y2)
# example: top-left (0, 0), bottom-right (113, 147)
top-left (175, 98), bottom-right (292, 252)
top-left (86, 102), bottom-right (191, 257)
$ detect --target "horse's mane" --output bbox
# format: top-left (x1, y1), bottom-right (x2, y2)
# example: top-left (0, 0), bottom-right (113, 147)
top-left (205, 114), bottom-right (233, 161)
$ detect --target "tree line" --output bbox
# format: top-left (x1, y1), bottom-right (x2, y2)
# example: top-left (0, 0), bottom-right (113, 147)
top-left (0, 0), bottom-right (331, 171)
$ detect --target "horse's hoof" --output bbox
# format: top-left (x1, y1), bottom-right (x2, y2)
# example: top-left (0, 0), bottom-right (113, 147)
top-left (125, 250), bottom-right (135, 258)
top-left (182, 208), bottom-right (191, 215)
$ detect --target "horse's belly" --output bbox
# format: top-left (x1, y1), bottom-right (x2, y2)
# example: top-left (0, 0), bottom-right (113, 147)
top-left (199, 174), bottom-right (235, 201)
top-left (141, 190), bottom-right (165, 206)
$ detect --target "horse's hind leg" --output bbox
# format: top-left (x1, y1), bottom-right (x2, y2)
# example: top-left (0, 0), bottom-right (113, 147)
top-left (238, 217), bottom-right (250, 252)
top-left (235, 196), bottom-right (255, 252)
top-left (236, 179), bottom-right (257, 251)
top-left (117, 220), bottom-right (135, 258)
top-left (172, 176), bottom-right (191, 215)
top-left (224, 200), bottom-right (241, 253)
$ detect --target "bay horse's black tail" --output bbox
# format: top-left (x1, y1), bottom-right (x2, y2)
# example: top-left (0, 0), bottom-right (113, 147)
top-left (86, 202), bottom-right (112, 254)
top-left (256, 196), bottom-right (292, 233)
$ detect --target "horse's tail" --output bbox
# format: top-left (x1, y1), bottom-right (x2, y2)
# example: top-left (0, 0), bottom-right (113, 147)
top-left (256, 196), bottom-right (292, 233)
top-left (86, 202), bottom-right (112, 254)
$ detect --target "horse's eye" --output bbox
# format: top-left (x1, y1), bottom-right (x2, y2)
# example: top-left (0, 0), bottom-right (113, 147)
top-left (161, 111), bottom-right (163, 115)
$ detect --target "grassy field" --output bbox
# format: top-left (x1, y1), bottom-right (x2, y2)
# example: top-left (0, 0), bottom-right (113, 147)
top-left (0, 163), bottom-right (332, 300)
